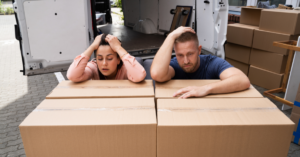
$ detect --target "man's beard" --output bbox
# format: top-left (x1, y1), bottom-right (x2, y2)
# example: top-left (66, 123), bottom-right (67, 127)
top-left (180, 58), bottom-right (198, 73)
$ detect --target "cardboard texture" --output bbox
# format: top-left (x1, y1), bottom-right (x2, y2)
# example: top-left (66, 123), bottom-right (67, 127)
top-left (46, 80), bottom-right (154, 99)
top-left (253, 29), bottom-right (299, 55)
top-left (240, 7), bottom-right (262, 26)
top-left (226, 58), bottom-right (249, 75)
top-left (157, 98), bottom-right (294, 157)
top-left (20, 98), bottom-right (157, 157)
top-left (155, 80), bottom-right (263, 99)
top-left (250, 49), bottom-right (287, 73)
top-left (248, 65), bottom-right (283, 89)
top-left (259, 9), bottom-right (300, 35)
top-left (225, 43), bottom-right (251, 64)
top-left (227, 23), bottom-right (258, 47)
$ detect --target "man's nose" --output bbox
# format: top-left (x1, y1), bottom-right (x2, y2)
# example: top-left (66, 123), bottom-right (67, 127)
top-left (184, 56), bottom-right (189, 64)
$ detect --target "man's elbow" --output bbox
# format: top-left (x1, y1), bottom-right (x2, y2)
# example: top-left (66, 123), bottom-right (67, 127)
top-left (241, 75), bottom-right (251, 90)
top-left (150, 70), bottom-right (165, 82)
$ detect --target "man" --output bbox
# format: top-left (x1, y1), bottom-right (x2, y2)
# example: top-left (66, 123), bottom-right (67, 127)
top-left (150, 26), bottom-right (250, 99)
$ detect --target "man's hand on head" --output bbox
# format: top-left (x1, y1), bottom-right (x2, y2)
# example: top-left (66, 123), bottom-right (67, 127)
top-left (173, 85), bottom-right (212, 99)
top-left (169, 26), bottom-right (195, 40)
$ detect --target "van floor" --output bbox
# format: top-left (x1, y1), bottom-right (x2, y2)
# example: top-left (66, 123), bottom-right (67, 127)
top-left (97, 24), bottom-right (166, 56)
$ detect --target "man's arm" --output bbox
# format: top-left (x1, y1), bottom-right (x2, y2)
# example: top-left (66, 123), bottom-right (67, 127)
top-left (173, 67), bottom-right (251, 98)
top-left (150, 27), bottom-right (195, 82)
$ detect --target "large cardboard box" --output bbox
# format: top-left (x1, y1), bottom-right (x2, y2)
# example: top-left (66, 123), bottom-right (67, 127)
top-left (240, 7), bottom-right (262, 26)
top-left (291, 84), bottom-right (300, 145)
top-left (46, 80), bottom-right (154, 99)
top-left (155, 80), bottom-right (262, 99)
top-left (248, 65), bottom-right (283, 89)
top-left (226, 58), bottom-right (249, 75)
top-left (250, 49), bottom-right (287, 73)
top-left (227, 23), bottom-right (258, 47)
top-left (259, 9), bottom-right (300, 35)
top-left (225, 43), bottom-right (251, 64)
top-left (20, 98), bottom-right (157, 157)
top-left (253, 29), bottom-right (299, 55)
top-left (157, 98), bottom-right (294, 157)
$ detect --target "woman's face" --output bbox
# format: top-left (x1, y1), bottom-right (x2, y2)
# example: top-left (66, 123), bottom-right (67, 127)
top-left (96, 45), bottom-right (120, 79)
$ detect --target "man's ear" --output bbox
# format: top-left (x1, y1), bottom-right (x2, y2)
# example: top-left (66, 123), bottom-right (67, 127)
top-left (198, 45), bottom-right (202, 55)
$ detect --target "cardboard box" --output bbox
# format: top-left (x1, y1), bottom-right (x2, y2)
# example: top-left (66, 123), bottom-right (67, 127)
top-left (248, 65), bottom-right (283, 89)
top-left (226, 58), bottom-right (249, 75)
top-left (227, 23), bottom-right (258, 47)
top-left (225, 43), bottom-right (251, 64)
top-left (250, 49), bottom-right (287, 73)
top-left (253, 29), bottom-right (299, 55)
top-left (157, 98), bottom-right (294, 157)
top-left (46, 80), bottom-right (154, 99)
top-left (240, 7), bottom-right (262, 26)
top-left (259, 9), bottom-right (300, 35)
top-left (155, 80), bottom-right (263, 99)
top-left (20, 98), bottom-right (157, 157)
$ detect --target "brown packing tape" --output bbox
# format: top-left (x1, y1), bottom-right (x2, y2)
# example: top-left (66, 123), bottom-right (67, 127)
top-left (34, 107), bottom-right (154, 112)
top-left (158, 107), bottom-right (278, 112)
top-left (56, 86), bottom-right (153, 89)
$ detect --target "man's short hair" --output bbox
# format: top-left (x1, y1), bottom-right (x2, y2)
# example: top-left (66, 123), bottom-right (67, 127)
top-left (175, 32), bottom-right (199, 46)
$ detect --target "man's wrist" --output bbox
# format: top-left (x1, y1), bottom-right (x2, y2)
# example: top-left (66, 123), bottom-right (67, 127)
top-left (203, 85), bottom-right (213, 95)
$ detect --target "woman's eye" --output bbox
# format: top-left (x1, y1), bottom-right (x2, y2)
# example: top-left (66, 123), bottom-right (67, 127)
top-left (107, 58), bottom-right (113, 60)
top-left (98, 58), bottom-right (103, 61)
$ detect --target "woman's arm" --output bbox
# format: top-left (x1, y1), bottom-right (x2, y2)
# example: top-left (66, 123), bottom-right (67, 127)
top-left (67, 35), bottom-right (102, 82)
top-left (122, 53), bottom-right (146, 82)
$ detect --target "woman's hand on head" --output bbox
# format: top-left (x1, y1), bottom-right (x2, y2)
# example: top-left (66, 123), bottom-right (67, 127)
top-left (92, 34), bottom-right (103, 50)
top-left (105, 34), bottom-right (123, 53)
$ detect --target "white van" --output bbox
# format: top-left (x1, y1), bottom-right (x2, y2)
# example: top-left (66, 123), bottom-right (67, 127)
top-left (13, 0), bottom-right (228, 75)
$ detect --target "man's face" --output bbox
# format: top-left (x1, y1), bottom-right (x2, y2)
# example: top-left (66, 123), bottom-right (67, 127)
top-left (174, 40), bottom-right (201, 73)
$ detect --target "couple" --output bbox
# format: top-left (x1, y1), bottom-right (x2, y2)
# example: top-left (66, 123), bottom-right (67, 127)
top-left (67, 27), bottom-right (250, 98)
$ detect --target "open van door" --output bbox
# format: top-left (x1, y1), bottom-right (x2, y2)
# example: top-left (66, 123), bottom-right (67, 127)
top-left (121, 0), bottom-right (228, 58)
top-left (13, 0), bottom-right (96, 75)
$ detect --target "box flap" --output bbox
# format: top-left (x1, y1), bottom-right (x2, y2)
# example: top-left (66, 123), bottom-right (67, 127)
top-left (240, 7), bottom-right (262, 26)
top-left (157, 98), bottom-right (294, 126)
top-left (155, 80), bottom-right (263, 98)
top-left (46, 80), bottom-right (154, 99)
top-left (20, 98), bottom-right (156, 126)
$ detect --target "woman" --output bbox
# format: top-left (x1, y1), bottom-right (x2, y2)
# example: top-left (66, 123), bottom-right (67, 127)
top-left (67, 34), bottom-right (146, 82)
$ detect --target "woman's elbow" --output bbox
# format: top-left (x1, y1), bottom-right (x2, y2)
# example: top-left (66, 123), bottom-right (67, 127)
top-left (129, 70), bottom-right (146, 83)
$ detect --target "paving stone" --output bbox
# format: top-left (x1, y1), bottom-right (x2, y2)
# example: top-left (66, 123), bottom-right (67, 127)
top-left (6, 131), bottom-right (19, 137)
top-left (0, 145), bottom-right (18, 155)
top-left (0, 135), bottom-right (18, 144)
top-left (7, 149), bottom-right (25, 157)
top-left (0, 143), bottom-right (7, 149)
top-left (7, 139), bottom-right (23, 147)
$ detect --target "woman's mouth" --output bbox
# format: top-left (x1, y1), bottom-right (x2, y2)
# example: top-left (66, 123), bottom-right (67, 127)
top-left (102, 68), bottom-right (109, 72)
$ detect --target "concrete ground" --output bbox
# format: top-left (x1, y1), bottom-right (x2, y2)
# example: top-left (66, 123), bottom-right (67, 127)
top-left (0, 7), bottom-right (300, 157)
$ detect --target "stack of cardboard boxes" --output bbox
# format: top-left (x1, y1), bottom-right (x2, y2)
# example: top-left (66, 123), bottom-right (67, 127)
top-left (226, 7), bottom-right (300, 89)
